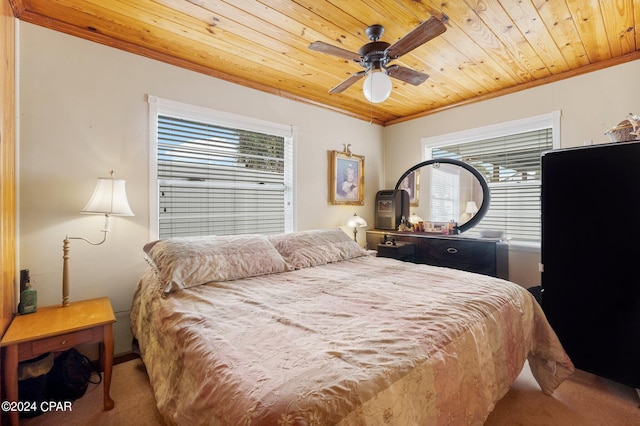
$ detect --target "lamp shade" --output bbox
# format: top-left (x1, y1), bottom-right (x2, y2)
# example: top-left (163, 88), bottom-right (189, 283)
top-left (346, 213), bottom-right (367, 228)
top-left (465, 201), bottom-right (479, 215)
top-left (363, 72), bottom-right (392, 103)
top-left (408, 214), bottom-right (423, 224)
top-left (81, 176), bottom-right (134, 216)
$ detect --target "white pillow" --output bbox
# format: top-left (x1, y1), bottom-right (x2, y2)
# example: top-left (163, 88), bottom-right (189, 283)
top-left (268, 228), bottom-right (367, 269)
top-left (143, 234), bottom-right (290, 293)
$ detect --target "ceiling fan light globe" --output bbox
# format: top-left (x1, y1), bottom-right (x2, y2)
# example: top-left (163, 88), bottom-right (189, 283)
top-left (363, 72), bottom-right (392, 103)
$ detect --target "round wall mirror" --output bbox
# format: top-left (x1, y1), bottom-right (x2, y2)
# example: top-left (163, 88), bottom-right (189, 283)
top-left (394, 158), bottom-right (490, 234)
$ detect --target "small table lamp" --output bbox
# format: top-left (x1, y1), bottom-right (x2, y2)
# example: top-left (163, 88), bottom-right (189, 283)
top-left (346, 213), bottom-right (368, 243)
top-left (408, 213), bottom-right (423, 225)
top-left (465, 201), bottom-right (479, 217)
top-left (62, 171), bottom-right (134, 306)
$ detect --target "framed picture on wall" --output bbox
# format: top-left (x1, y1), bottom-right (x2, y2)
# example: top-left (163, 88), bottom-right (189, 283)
top-left (399, 170), bottom-right (420, 206)
top-left (329, 150), bottom-right (364, 205)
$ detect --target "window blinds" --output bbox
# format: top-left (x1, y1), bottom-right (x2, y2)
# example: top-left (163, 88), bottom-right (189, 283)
top-left (157, 115), bottom-right (290, 238)
top-left (432, 128), bottom-right (552, 242)
top-left (430, 168), bottom-right (460, 222)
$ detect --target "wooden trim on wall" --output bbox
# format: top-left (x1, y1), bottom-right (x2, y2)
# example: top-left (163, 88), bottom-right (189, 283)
top-left (1, 0), bottom-right (17, 347)
top-left (1, 0), bottom-right (16, 418)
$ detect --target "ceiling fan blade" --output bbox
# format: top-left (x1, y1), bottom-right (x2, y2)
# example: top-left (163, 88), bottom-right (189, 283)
top-left (387, 65), bottom-right (429, 85)
top-left (385, 15), bottom-right (447, 59)
top-left (329, 71), bottom-right (366, 94)
top-left (309, 41), bottom-right (361, 62)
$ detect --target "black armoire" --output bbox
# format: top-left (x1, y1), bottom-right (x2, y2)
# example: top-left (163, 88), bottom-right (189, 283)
top-left (541, 140), bottom-right (640, 389)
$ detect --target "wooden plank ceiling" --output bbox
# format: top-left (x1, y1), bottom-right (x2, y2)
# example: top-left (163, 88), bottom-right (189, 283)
top-left (10, 0), bottom-right (640, 125)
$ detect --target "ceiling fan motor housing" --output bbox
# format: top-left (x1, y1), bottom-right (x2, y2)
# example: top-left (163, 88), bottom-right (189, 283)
top-left (358, 41), bottom-right (391, 71)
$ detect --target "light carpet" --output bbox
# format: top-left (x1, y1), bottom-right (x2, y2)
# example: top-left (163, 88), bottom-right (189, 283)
top-left (21, 357), bottom-right (639, 425)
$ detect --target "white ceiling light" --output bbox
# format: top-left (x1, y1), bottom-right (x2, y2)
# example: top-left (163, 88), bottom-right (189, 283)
top-left (363, 71), bottom-right (392, 103)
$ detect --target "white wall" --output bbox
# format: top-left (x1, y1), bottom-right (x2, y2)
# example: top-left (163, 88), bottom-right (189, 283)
top-left (384, 59), bottom-right (640, 288)
top-left (17, 22), bottom-right (384, 355)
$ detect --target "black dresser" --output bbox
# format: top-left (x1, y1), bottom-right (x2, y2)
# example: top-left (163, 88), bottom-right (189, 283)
top-left (541, 141), bottom-right (640, 388)
top-left (366, 230), bottom-right (509, 280)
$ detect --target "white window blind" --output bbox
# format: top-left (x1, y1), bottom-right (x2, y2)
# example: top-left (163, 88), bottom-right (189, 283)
top-left (430, 168), bottom-right (460, 222)
top-left (150, 98), bottom-right (294, 239)
top-left (431, 128), bottom-right (553, 242)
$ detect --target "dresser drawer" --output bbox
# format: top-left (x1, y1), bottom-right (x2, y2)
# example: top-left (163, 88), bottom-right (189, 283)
top-left (417, 238), bottom-right (497, 276)
top-left (425, 239), bottom-right (494, 264)
top-left (377, 242), bottom-right (415, 262)
top-left (18, 328), bottom-right (96, 360)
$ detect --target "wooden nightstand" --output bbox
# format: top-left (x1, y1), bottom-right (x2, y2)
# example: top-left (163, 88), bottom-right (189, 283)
top-left (1, 297), bottom-right (116, 425)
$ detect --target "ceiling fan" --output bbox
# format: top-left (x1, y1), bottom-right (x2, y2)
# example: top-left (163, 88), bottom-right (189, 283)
top-left (309, 14), bottom-right (447, 102)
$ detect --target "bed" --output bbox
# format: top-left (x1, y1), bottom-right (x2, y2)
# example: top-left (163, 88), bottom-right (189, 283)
top-left (130, 228), bottom-right (573, 425)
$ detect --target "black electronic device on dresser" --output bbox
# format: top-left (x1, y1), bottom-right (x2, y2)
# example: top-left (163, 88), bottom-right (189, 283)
top-left (375, 190), bottom-right (409, 230)
top-left (541, 141), bottom-right (640, 389)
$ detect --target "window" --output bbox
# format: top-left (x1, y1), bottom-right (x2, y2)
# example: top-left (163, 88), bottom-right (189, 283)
top-left (148, 96), bottom-right (294, 239)
top-left (430, 168), bottom-right (459, 222)
top-left (422, 112), bottom-right (560, 244)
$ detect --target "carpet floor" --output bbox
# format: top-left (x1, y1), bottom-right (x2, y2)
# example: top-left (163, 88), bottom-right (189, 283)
top-left (20, 357), bottom-right (639, 425)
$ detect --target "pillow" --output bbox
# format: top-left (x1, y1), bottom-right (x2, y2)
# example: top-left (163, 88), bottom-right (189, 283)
top-left (268, 228), bottom-right (367, 269)
top-left (143, 234), bottom-right (290, 293)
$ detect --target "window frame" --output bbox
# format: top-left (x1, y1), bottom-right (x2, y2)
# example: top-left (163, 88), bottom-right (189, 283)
top-left (421, 111), bottom-right (561, 249)
top-left (147, 95), bottom-right (295, 240)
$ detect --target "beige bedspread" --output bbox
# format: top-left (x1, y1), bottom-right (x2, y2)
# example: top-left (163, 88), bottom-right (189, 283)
top-left (131, 255), bottom-right (573, 425)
